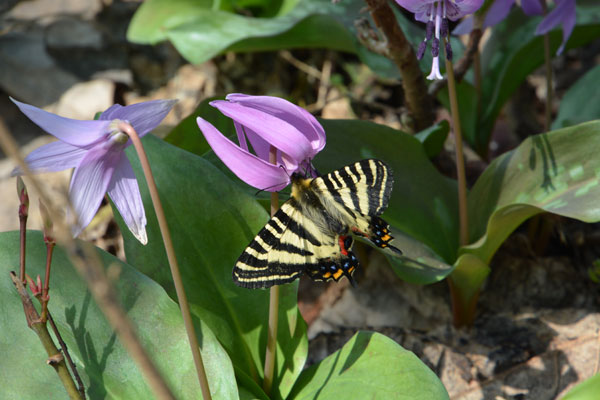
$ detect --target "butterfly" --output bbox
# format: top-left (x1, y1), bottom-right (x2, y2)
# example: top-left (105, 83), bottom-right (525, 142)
top-left (233, 159), bottom-right (402, 289)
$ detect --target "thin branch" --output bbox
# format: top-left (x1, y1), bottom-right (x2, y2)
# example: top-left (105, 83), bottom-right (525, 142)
top-left (47, 312), bottom-right (86, 399)
top-left (364, 0), bottom-right (434, 132)
top-left (10, 272), bottom-right (83, 400)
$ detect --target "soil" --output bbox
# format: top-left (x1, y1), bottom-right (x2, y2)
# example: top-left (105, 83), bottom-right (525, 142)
top-left (1, 1), bottom-right (599, 399)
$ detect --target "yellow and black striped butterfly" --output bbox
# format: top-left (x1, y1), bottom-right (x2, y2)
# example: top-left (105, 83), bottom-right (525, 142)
top-left (233, 159), bottom-right (402, 289)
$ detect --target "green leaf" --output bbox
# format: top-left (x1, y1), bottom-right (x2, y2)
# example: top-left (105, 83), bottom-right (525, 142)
top-left (562, 374), bottom-right (600, 400)
top-left (0, 231), bottom-right (236, 400)
top-left (472, 5), bottom-right (600, 156)
top-left (117, 136), bottom-right (307, 399)
top-left (288, 331), bottom-right (449, 399)
top-left (463, 120), bottom-right (600, 265)
top-left (553, 65), bottom-right (600, 129)
top-left (414, 120), bottom-right (450, 159)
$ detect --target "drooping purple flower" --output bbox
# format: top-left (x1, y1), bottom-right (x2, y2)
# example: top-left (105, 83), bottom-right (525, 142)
top-left (196, 94), bottom-right (326, 191)
top-left (396, 0), bottom-right (484, 80)
top-left (11, 97), bottom-right (176, 244)
top-left (454, 0), bottom-right (575, 55)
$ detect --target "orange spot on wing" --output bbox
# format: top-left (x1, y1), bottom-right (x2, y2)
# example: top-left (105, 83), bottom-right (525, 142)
top-left (322, 272), bottom-right (332, 279)
top-left (333, 269), bottom-right (343, 280)
top-left (381, 234), bottom-right (391, 241)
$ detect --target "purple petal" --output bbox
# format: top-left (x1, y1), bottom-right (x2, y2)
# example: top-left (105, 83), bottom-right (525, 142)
top-left (521, 0), bottom-right (543, 16)
top-left (210, 100), bottom-right (312, 170)
top-left (226, 94), bottom-right (326, 156)
top-left (535, 0), bottom-right (576, 55)
top-left (197, 117), bottom-right (290, 191)
top-left (100, 99), bottom-right (177, 137)
top-left (69, 146), bottom-right (121, 237)
top-left (107, 156), bottom-right (147, 244)
top-left (452, 16), bottom-right (474, 35)
top-left (483, 0), bottom-right (515, 27)
top-left (446, 0), bottom-right (484, 20)
top-left (395, 0), bottom-right (433, 14)
top-left (10, 97), bottom-right (110, 147)
top-left (12, 141), bottom-right (88, 176)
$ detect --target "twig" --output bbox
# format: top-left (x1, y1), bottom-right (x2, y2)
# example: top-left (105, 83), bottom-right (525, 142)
top-left (10, 272), bottom-right (83, 400)
top-left (279, 50), bottom-right (322, 79)
top-left (428, 28), bottom-right (483, 96)
top-left (119, 122), bottom-right (212, 400)
top-left (364, 0), bottom-right (434, 132)
top-left (0, 118), bottom-right (176, 400)
top-left (47, 312), bottom-right (86, 399)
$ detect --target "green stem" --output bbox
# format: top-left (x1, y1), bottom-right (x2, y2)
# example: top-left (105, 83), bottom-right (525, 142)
top-left (445, 55), bottom-right (469, 247)
top-left (10, 272), bottom-right (83, 400)
top-left (542, 34), bottom-right (553, 132)
top-left (120, 123), bottom-right (212, 400)
top-left (263, 147), bottom-right (280, 395)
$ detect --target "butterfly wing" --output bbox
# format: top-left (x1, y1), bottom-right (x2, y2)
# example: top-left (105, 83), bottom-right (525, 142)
top-left (312, 159), bottom-right (402, 254)
top-left (233, 200), bottom-right (359, 289)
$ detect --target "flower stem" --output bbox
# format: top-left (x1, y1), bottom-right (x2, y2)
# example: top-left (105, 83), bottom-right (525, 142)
top-left (120, 123), bottom-right (212, 400)
top-left (10, 272), bottom-right (83, 400)
top-left (364, 0), bottom-right (434, 131)
top-left (263, 146), bottom-right (280, 396)
top-left (445, 53), bottom-right (469, 246)
top-left (542, 34), bottom-right (553, 132)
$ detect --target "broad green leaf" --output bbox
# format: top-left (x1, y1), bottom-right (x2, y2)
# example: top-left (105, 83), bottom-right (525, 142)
top-left (472, 5), bottom-right (600, 156)
top-left (117, 136), bottom-right (307, 400)
top-left (127, 0), bottom-right (462, 79)
top-left (463, 120), bottom-right (600, 265)
top-left (553, 65), bottom-right (600, 129)
top-left (414, 120), bottom-right (450, 159)
top-left (0, 231), bottom-right (236, 400)
top-left (562, 374), bottom-right (600, 400)
top-left (288, 331), bottom-right (449, 399)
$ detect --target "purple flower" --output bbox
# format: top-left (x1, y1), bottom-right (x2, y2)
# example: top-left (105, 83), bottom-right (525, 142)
top-left (454, 0), bottom-right (575, 55)
top-left (396, 0), bottom-right (484, 80)
top-left (11, 97), bottom-right (176, 244)
top-left (196, 94), bottom-right (325, 191)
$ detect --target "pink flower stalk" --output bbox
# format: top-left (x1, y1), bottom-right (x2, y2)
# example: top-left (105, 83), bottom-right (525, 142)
top-left (11, 97), bottom-right (176, 244)
top-left (196, 94), bottom-right (326, 191)
top-left (396, 0), bottom-right (484, 80)
top-left (454, 0), bottom-right (575, 55)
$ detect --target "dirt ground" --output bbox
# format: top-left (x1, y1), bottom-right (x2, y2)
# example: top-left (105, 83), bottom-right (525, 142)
top-left (1, 1), bottom-right (599, 399)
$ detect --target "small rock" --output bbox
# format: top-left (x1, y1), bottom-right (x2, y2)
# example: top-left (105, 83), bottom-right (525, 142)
top-left (50, 79), bottom-right (114, 120)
